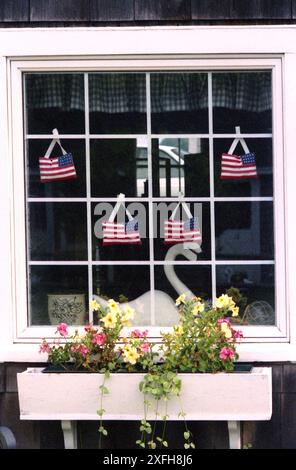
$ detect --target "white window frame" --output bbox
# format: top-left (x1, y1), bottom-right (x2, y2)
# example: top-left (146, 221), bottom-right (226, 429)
top-left (0, 25), bottom-right (296, 362)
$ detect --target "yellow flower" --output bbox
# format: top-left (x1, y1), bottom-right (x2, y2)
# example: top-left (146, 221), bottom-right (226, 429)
top-left (175, 294), bottom-right (186, 306)
top-left (90, 299), bottom-right (100, 311)
top-left (230, 306), bottom-right (239, 317)
top-left (101, 311), bottom-right (117, 329)
top-left (214, 294), bottom-right (234, 310)
top-left (174, 325), bottom-right (184, 336)
top-left (108, 299), bottom-right (121, 314)
top-left (123, 346), bottom-right (139, 365)
top-left (192, 302), bottom-right (205, 315)
top-left (220, 322), bottom-right (233, 339)
top-left (123, 306), bottom-right (135, 320)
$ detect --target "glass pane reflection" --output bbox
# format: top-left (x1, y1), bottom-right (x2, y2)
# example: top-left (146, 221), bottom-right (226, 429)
top-left (216, 265), bottom-right (275, 325)
top-left (152, 138), bottom-right (209, 197)
top-left (29, 266), bottom-right (88, 326)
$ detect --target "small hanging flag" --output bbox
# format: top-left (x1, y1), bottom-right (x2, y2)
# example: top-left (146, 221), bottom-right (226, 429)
top-left (164, 216), bottom-right (202, 245)
top-left (220, 126), bottom-right (257, 180)
top-left (102, 193), bottom-right (142, 246)
top-left (220, 152), bottom-right (257, 180)
top-left (39, 128), bottom-right (77, 183)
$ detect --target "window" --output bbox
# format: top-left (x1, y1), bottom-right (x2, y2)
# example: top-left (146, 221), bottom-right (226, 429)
top-left (1, 26), bottom-right (290, 363)
top-left (15, 60), bottom-right (284, 342)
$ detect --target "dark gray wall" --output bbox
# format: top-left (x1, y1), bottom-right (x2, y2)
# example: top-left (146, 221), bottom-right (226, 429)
top-left (0, 362), bottom-right (295, 449)
top-left (0, 0), bottom-right (296, 25)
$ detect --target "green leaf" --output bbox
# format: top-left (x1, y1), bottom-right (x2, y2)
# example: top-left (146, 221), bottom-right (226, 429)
top-left (162, 441), bottom-right (168, 448)
top-left (190, 443), bottom-right (196, 449)
top-left (97, 409), bottom-right (105, 416)
top-left (103, 429), bottom-right (108, 436)
top-left (184, 431), bottom-right (190, 440)
top-left (184, 443), bottom-right (190, 449)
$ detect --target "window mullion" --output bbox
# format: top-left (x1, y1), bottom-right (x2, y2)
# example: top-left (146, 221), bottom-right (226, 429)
top-left (208, 72), bottom-right (216, 302)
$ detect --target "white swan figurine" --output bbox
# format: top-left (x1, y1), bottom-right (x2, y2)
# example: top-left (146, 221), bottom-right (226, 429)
top-left (93, 242), bottom-right (201, 326)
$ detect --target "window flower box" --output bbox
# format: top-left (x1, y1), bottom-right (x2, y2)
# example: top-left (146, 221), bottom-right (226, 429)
top-left (17, 366), bottom-right (272, 449)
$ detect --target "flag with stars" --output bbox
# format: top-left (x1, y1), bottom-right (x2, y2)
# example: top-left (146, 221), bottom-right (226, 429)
top-left (39, 153), bottom-right (77, 182)
top-left (164, 216), bottom-right (202, 245)
top-left (102, 219), bottom-right (142, 245)
top-left (220, 152), bottom-right (257, 180)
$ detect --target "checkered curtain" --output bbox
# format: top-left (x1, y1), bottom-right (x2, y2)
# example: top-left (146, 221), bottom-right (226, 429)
top-left (26, 72), bottom-right (271, 113)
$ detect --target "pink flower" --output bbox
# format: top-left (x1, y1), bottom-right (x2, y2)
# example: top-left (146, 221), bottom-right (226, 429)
top-left (79, 345), bottom-right (89, 356)
top-left (233, 330), bottom-right (243, 339)
top-left (92, 333), bottom-right (106, 346)
top-left (84, 324), bottom-right (95, 333)
top-left (39, 341), bottom-right (50, 354)
top-left (217, 318), bottom-right (231, 326)
top-left (219, 347), bottom-right (235, 361)
top-left (141, 343), bottom-right (150, 354)
top-left (56, 323), bottom-right (68, 337)
top-left (131, 329), bottom-right (149, 338)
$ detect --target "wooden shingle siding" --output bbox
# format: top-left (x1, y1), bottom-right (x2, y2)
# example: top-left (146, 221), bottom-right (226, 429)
top-left (0, 0), bottom-right (29, 22)
top-left (30, 0), bottom-right (89, 22)
top-left (232, 0), bottom-right (292, 20)
top-left (90, 0), bottom-right (134, 22)
top-left (135, 0), bottom-right (191, 21)
top-left (191, 0), bottom-right (233, 20)
top-left (292, 0), bottom-right (296, 18)
top-left (191, 0), bottom-right (292, 21)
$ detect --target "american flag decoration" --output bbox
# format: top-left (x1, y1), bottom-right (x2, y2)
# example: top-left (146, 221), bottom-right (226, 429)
top-left (103, 219), bottom-right (142, 245)
top-left (164, 217), bottom-right (202, 245)
top-left (39, 153), bottom-right (77, 183)
top-left (220, 152), bottom-right (257, 180)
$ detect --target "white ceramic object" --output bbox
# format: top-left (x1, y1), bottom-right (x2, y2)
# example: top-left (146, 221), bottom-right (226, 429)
top-left (48, 294), bottom-right (86, 325)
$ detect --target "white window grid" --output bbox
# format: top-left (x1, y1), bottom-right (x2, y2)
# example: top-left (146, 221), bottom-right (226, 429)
top-left (24, 70), bottom-right (276, 335)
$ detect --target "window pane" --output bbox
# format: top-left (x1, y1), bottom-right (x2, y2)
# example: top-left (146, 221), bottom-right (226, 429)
top-left (25, 73), bottom-right (85, 134)
top-left (214, 138), bottom-right (273, 197)
top-left (153, 202), bottom-right (210, 260)
top-left (154, 265), bottom-right (212, 326)
top-left (89, 73), bottom-right (146, 134)
top-left (213, 71), bottom-right (272, 133)
top-left (152, 138), bottom-right (209, 197)
top-left (28, 203), bottom-right (87, 261)
top-left (215, 202), bottom-right (274, 260)
top-left (90, 139), bottom-right (148, 198)
top-left (216, 265), bottom-right (275, 325)
top-left (26, 139), bottom-right (86, 198)
top-left (29, 266), bottom-right (88, 326)
top-left (92, 202), bottom-right (150, 261)
top-left (151, 73), bottom-right (208, 134)
top-left (93, 265), bottom-right (151, 326)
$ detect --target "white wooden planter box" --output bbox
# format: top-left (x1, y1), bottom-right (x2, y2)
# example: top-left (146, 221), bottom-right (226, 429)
top-left (17, 367), bottom-right (272, 449)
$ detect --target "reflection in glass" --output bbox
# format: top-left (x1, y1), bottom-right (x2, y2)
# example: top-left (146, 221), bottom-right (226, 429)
top-left (152, 138), bottom-right (209, 197)
top-left (154, 202), bottom-right (211, 260)
top-left (214, 138), bottom-right (273, 197)
top-left (213, 71), bottom-right (272, 133)
top-left (216, 265), bottom-right (275, 325)
top-left (92, 265), bottom-right (151, 326)
top-left (28, 203), bottom-right (87, 261)
top-left (154, 265), bottom-right (212, 326)
top-left (26, 139), bottom-right (86, 198)
top-left (29, 266), bottom-right (88, 325)
top-left (90, 139), bottom-right (148, 197)
top-left (89, 73), bottom-right (146, 134)
top-left (25, 73), bottom-right (85, 134)
top-left (92, 202), bottom-right (150, 261)
top-left (151, 73), bottom-right (208, 133)
top-left (215, 202), bottom-right (274, 260)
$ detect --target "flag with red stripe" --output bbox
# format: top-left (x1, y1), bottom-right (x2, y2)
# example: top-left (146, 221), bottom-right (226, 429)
top-left (164, 217), bottom-right (202, 245)
top-left (39, 153), bottom-right (77, 182)
top-left (102, 219), bottom-right (141, 245)
top-left (220, 152), bottom-right (257, 180)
